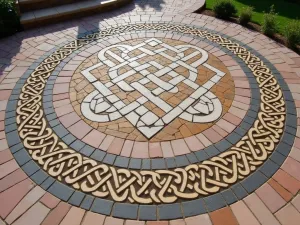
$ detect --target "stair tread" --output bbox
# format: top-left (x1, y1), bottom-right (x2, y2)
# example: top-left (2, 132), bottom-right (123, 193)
top-left (21, 0), bottom-right (119, 23)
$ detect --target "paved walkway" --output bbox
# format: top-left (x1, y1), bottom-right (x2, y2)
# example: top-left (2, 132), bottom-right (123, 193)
top-left (1, 0), bottom-right (300, 224)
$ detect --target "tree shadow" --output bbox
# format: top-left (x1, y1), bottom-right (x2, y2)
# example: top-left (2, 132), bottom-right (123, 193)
top-left (0, 0), bottom-right (166, 79)
top-left (76, 0), bottom-right (165, 38)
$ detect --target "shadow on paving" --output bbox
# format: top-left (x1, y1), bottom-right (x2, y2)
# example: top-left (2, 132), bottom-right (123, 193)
top-left (0, 0), bottom-right (165, 79)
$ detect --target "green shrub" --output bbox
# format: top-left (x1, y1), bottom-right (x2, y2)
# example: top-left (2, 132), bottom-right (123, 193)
top-left (239, 6), bottom-right (253, 25)
top-left (0, 0), bottom-right (20, 38)
top-left (212, 0), bottom-right (237, 20)
top-left (284, 20), bottom-right (300, 49)
top-left (261, 5), bottom-right (278, 36)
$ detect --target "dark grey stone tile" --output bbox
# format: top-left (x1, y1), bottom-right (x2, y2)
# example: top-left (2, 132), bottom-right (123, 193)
top-left (102, 154), bottom-right (116, 165)
top-left (114, 156), bottom-right (129, 168)
top-left (22, 160), bottom-right (40, 176)
top-left (270, 151), bottom-right (286, 166)
top-left (221, 189), bottom-right (238, 205)
top-left (91, 198), bottom-right (113, 215)
top-left (151, 158), bottom-right (166, 169)
top-left (182, 199), bottom-right (206, 217)
top-left (5, 123), bottom-right (17, 133)
top-left (80, 145), bottom-right (96, 156)
top-left (6, 130), bottom-right (21, 147)
top-left (166, 158), bottom-right (176, 169)
top-left (81, 195), bottom-right (94, 210)
top-left (53, 124), bottom-right (69, 138)
top-left (41, 176), bottom-right (55, 190)
top-left (175, 155), bottom-right (189, 167)
top-left (48, 181), bottom-right (74, 201)
top-left (113, 203), bottom-right (138, 219)
top-left (129, 158), bottom-right (142, 169)
top-left (276, 142), bottom-right (292, 156)
top-left (194, 150), bottom-right (209, 162)
top-left (203, 193), bottom-right (226, 212)
top-left (214, 139), bottom-right (232, 152)
top-left (30, 170), bottom-right (48, 185)
top-left (241, 171), bottom-right (267, 193)
top-left (259, 159), bottom-right (280, 178)
top-left (10, 143), bottom-right (23, 153)
top-left (70, 140), bottom-right (86, 151)
top-left (226, 133), bottom-right (241, 145)
top-left (62, 134), bottom-right (76, 146)
top-left (69, 191), bottom-right (85, 206)
top-left (139, 205), bottom-right (157, 221)
top-left (90, 150), bottom-right (105, 161)
top-left (158, 203), bottom-right (182, 220)
top-left (186, 153), bottom-right (198, 164)
top-left (231, 183), bottom-right (248, 200)
top-left (142, 159), bottom-right (151, 169)
top-left (13, 149), bottom-right (31, 166)
top-left (204, 146), bottom-right (219, 157)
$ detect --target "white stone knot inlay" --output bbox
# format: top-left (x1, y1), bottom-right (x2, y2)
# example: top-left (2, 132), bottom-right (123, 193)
top-left (80, 38), bottom-right (225, 139)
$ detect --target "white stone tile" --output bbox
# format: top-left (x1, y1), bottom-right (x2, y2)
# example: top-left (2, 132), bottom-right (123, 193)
top-left (107, 94), bottom-right (119, 103)
top-left (109, 111), bottom-right (122, 121)
top-left (136, 105), bottom-right (148, 115)
top-left (140, 111), bottom-right (159, 126)
top-left (114, 100), bottom-right (126, 109)
top-left (126, 111), bottom-right (139, 126)
top-left (139, 78), bottom-right (150, 84)
top-left (120, 101), bottom-right (140, 115)
top-left (180, 112), bottom-right (193, 121)
top-left (178, 97), bottom-right (195, 110)
top-left (162, 107), bottom-right (183, 124)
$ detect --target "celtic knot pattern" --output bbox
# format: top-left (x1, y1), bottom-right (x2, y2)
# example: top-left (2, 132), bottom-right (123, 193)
top-left (81, 38), bottom-right (224, 138)
top-left (16, 23), bottom-right (285, 204)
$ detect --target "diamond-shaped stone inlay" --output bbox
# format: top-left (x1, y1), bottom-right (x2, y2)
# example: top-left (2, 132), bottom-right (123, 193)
top-left (80, 38), bottom-right (225, 139)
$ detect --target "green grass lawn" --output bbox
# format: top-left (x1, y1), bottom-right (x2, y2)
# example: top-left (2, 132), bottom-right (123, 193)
top-left (206, 0), bottom-right (300, 34)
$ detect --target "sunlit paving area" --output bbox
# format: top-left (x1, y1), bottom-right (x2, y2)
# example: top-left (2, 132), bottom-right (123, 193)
top-left (0, 0), bottom-right (300, 224)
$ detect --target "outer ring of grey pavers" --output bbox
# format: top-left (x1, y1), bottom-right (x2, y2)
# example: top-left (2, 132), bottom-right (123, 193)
top-left (5, 22), bottom-right (296, 220)
top-left (42, 30), bottom-right (260, 170)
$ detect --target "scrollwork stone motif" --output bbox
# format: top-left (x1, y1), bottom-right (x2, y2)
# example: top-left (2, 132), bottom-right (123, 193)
top-left (16, 24), bottom-right (285, 204)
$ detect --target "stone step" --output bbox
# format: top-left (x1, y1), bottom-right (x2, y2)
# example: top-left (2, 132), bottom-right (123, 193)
top-left (18, 0), bottom-right (82, 13)
top-left (20, 0), bottom-right (131, 28)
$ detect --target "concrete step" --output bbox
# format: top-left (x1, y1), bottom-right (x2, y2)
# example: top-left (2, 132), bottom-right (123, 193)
top-left (20, 0), bottom-right (131, 28)
top-left (18, 0), bottom-right (82, 13)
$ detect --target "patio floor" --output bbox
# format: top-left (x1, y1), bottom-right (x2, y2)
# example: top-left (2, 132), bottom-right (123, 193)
top-left (0, 0), bottom-right (300, 224)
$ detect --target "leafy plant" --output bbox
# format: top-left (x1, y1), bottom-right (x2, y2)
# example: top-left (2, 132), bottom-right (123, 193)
top-left (212, 0), bottom-right (237, 20)
top-left (239, 6), bottom-right (253, 25)
top-left (261, 5), bottom-right (278, 36)
top-left (284, 19), bottom-right (300, 49)
top-left (0, 0), bottom-right (20, 38)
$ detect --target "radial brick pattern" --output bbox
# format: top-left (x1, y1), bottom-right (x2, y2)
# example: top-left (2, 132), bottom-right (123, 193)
top-left (1, 0), bottom-right (300, 224)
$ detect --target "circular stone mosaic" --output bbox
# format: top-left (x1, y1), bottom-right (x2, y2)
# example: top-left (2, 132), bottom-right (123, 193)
top-left (7, 22), bottom-right (296, 220)
top-left (70, 38), bottom-right (235, 141)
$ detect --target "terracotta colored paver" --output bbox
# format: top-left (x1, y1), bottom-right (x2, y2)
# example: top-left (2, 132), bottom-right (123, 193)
top-left (11, 202), bottom-right (50, 225)
top-left (231, 201), bottom-right (260, 225)
top-left (209, 207), bottom-right (238, 225)
top-left (41, 202), bottom-right (71, 225)
top-left (60, 206), bottom-right (85, 225)
top-left (275, 203), bottom-right (300, 225)
top-left (39, 193), bottom-right (60, 209)
top-left (5, 186), bottom-right (45, 224)
top-left (0, 179), bottom-right (34, 219)
top-left (81, 211), bottom-right (105, 225)
top-left (185, 214), bottom-right (212, 225)
top-left (256, 183), bottom-right (286, 213)
top-left (244, 193), bottom-right (281, 225)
